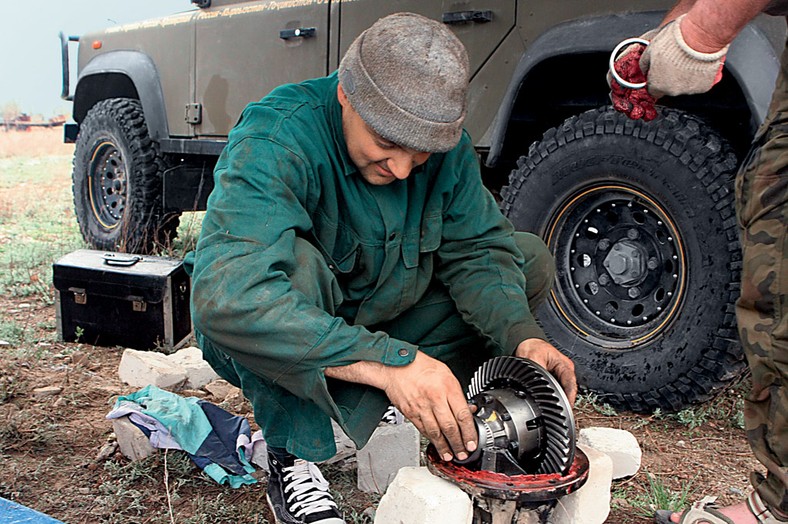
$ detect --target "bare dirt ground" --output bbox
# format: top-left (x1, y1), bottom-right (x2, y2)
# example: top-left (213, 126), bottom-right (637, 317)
top-left (0, 128), bottom-right (765, 523)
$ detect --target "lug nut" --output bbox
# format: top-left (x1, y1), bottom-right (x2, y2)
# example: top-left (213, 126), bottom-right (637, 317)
top-left (599, 274), bottom-right (610, 286)
top-left (647, 257), bottom-right (659, 270)
top-left (628, 287), bottom-right (641, 298)
top-left (598, 239), bottom-right (611, 251)
top-left (627, 228), bottom-right (639, 240)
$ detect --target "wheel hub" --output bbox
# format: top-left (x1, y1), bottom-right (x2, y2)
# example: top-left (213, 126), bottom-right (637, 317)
top-left (88, 142), bottom-right (127, 229)
top-left (547, 186), bottom-right (685, 347)
top-left (603, 238), bottom-right (646, 286)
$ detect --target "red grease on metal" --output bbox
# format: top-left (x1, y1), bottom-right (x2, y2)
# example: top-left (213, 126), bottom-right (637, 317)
top-left (610, 45), bottom-right (658, 122)
top-left (425, 445), bottom-right (590, 502)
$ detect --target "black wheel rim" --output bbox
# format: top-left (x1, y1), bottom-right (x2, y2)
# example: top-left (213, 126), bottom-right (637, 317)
top-left (546, 185), bottom-right (686, 349)
top-left (88, 141), bottom-right (126, 230)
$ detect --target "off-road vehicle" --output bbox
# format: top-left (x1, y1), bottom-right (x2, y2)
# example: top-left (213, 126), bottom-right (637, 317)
top-left (60, 0), bottom-right (786, 412)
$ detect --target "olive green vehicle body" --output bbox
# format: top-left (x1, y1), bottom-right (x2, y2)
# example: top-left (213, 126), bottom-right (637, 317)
top-left (68, 0), bottom-right (785, 190)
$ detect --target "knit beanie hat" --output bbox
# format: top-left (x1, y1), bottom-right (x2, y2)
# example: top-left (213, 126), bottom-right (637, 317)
top-left (338, 12), bottom-right (470, 153)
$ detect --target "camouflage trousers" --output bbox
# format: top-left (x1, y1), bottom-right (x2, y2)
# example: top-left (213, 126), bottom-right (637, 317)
top-left (734, 41), bottom-right (788, 515)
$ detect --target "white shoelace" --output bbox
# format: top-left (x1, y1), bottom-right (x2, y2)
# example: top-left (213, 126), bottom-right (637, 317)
top-left (382, 405), bottom-right (404, 425)
top-left (283, 459), bottom-right (338, 518)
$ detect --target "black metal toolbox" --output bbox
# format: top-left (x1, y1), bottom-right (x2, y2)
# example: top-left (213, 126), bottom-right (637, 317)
top-left (53, 250), bottom-right (191, 350)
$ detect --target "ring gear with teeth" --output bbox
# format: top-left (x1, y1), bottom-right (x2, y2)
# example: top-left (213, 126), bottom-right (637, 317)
top-left (454, 356), bottom-right (576, 476)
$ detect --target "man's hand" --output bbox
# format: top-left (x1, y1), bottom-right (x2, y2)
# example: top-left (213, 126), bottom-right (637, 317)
top-left (514, 339), bottom-right (577, 404)
top-left (640, 14), bottom-right (728, 98)
top-left (380, 351), bottom-right (477, 462)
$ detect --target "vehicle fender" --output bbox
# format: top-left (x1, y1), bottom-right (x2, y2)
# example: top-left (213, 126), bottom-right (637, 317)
top-left (73, 50), bottom-right (169, 141)
top-left (485, 12), bottom-right (779, 167)
top-left (725, 22), bottom-right (781, 129)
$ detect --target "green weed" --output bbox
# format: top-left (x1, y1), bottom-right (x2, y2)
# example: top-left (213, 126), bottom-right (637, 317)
top-left (169, 211), bottom-right (205, 258)
top-left (614, 472), bottom-right (694, 518)
top-left (0, 320), bottom-right (25, 345)
top-left (575, 392), bottom-right (618, 416)
top-left (181, 492), bottom-right (266, 524)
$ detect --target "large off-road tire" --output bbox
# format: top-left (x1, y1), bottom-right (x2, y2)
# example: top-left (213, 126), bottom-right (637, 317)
top-left (501, 107), bottom-right (746, 412)
top-left (72, 98), bottom-right (179, 254)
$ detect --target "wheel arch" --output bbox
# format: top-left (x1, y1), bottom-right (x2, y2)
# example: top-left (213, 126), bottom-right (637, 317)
top-left (73, 50), bottom-right (169, 142)
top-left (485, 12), bottom-right (781, 168)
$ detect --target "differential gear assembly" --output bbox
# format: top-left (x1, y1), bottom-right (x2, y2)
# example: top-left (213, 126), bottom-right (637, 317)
top-left (427, 356), bottom-right (588, 507)
top-left (458, 355), bottom-right (576, 475)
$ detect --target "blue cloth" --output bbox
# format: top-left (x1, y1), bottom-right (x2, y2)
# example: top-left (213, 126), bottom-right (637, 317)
top-left (0, 497), bottom-right (64, 523)
top-left (107, 385), bottom-right (259, 488)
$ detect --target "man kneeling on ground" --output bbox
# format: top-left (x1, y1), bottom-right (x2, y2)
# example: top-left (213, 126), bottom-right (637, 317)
top-left (186, 12), bottom-right (576, 524)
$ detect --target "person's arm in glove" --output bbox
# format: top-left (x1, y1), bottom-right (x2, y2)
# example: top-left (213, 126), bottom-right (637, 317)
top-left (610, 0), bottom-right (770, 119)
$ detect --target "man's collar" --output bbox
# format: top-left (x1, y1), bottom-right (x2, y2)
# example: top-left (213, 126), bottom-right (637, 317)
top-left (326, 71), bottom-right (358, 177)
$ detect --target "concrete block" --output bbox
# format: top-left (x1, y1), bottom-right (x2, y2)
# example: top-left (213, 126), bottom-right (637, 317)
top-left (119, 349), bottom-right (187, 389)
top-left (112, 416), bottom-right (155, 462)
top-left (357, 421), bottom-right (420, 494)
top-left (549, 444), bottom-right (613, 524)
top-left (168, 346), bottom-right (219, 388)
top-left (375, 467), bottom-right (472, 524)
top-left (578, 427), bottom-right (642, 479)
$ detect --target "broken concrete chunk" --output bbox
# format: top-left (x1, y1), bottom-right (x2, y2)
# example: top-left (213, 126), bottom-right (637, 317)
top-left (167, 346), bottom-right (219, 388)
top-left (119, 349), bottom-right (187, 389)
top-left (357, 421), bottom-right (420, 494)
top-left (118, 346), bottom-right (219, 390)
top-left (374, 467), bottom-right (472, 524)
top-left (112, 416), bottom-right (155, 462)
top-left (578, 427), bottom-right (642, 479)
top-left (548, 444), bottom-right (613, 524)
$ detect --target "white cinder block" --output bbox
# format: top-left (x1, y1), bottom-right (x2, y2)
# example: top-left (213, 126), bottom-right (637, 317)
top-left (578, 427), bottom-right (642, 479)
top-left (358, 422), bottom-right (420, 493)
top-left (375, 467), bottom-right (472, 524)
top-left (118, 348), bottom-right (187, 389)
top-left (549, 444), bottom-right (613, 524)
top-left (112, 416), bottom-right (156, 462)
top-left (167, 346), bottom-right (219, 388)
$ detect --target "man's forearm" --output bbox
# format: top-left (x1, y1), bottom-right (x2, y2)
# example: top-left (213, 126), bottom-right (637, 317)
top-left (324, 360), bottom-right (391, 390)
top-left (665, 0), bottom-right (771, 51)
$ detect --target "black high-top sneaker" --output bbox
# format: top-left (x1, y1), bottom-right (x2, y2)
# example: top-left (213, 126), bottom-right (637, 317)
top-left (266, 450), bottom-right (345, 524)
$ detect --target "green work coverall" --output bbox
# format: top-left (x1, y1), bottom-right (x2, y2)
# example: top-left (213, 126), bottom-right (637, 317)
top-left (186, 72), bottom-right (554, 462)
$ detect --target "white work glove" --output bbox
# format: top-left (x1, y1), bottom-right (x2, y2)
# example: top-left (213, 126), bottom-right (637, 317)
top-left (640, 14), bottom-right (728, 98)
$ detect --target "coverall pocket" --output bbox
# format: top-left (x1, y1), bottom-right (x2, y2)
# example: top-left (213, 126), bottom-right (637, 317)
top-left (310, 214), bottom-right (361, 275)
top-left (736, 126), bottom-right (788, 230)
top-left (420, 214), bottom-right (443, 253)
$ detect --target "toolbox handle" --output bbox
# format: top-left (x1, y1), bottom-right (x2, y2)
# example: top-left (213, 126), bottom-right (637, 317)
top-left (102, 253), bottom-right (142, 267)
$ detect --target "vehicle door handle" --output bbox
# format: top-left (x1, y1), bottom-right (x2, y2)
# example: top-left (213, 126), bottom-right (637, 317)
top-left (442, 10), bottom-right (493, 25)
top-left (280, 27), bottom-right (316, 40)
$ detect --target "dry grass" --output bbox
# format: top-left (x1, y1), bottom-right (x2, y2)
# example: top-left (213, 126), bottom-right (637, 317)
top-left (0, 127), bottom-right (75, 159)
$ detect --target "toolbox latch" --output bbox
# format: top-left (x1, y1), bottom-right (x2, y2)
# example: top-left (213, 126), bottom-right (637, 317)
top-left (69, 287), bottom-right (87, 305)
top-left (129, 296), bottom-right (148, 312)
